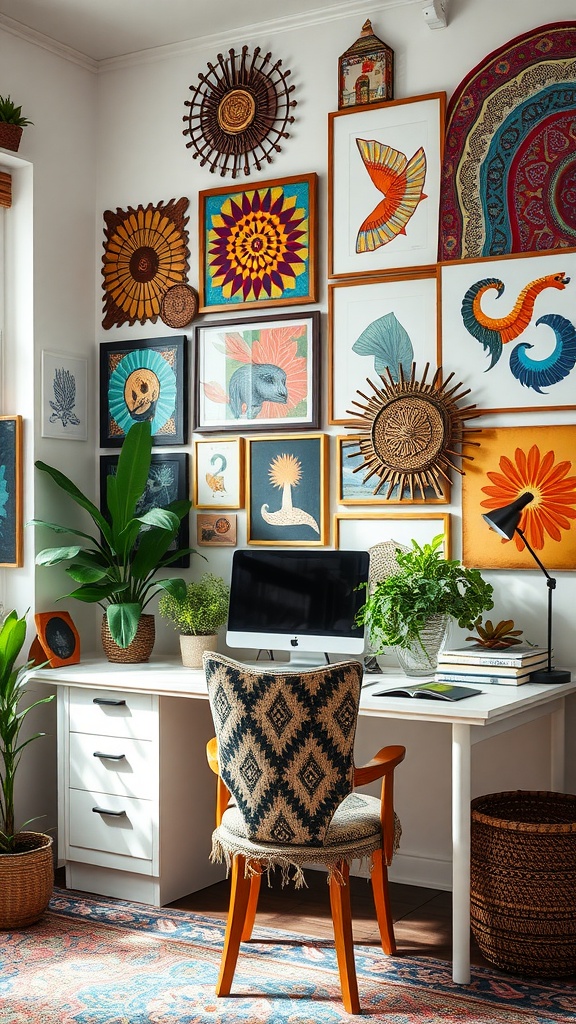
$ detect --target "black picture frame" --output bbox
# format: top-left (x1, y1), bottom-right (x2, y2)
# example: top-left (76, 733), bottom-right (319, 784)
top-left (100, 452), bottom-right (191, 569)
top-left (99, 336), bottom-right (188, 447)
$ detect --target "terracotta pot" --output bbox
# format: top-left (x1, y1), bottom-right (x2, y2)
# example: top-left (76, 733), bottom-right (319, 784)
top-left (0, 832), bottom-right (53, 929)
top-left (179, 633), bottom-right (218, 669)
top-left (101, 613), bottom-right (155, 663)
top-left (0, 123), bottom-right (23, 152)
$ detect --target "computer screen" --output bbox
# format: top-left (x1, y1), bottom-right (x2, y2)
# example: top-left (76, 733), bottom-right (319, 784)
top-left (226, 548), bottom-right (369, 668)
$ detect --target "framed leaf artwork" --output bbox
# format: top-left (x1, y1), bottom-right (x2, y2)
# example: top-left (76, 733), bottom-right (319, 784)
top-left (41, 351), bottom-right (88, 441)
top-left (246, 433), bottom-right (329, 545)
top-left (0, 415), bottom-right (23, 568)
top-left (199, 173), bottom-right (317, 312)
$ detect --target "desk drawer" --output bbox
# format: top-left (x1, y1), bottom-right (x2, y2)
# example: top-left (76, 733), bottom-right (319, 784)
top-left (68, 788), bottom-right (154, 861)
top-left (69, 687), bottom-right (156, 741)
top-left (69, 732), bottom-right (156, 799)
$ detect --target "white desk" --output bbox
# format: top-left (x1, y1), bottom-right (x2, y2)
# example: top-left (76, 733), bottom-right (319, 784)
top-left (29, 657), bottom-right (576, 985)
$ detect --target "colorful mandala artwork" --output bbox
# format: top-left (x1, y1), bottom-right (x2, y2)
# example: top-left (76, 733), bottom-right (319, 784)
top-left (199, 174), bottom-right (316, 311)
top-left (439, 22), bottom-right (576, 260)
top-left (101, 198), bottom-right (190, 329)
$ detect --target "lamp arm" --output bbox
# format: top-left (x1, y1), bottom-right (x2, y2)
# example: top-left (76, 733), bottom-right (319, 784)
top-left (515, 528), bottom-right (556, 585)
top-left (516, 527), bottom-right (554, 673)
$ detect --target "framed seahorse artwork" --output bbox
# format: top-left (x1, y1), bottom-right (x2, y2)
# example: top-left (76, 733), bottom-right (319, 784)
top-left (440, 249), bottom-right (576, 414)
top-left (246, 433), bottom-right (329, 545)
top-left (41, 351), bottom-right (88, 441)
top-left (328, 93), bottom-right (445, 278)
top-left (194, 437), bottom-right (244, 509)
top-left (193, 311), bottom-right (320, 434)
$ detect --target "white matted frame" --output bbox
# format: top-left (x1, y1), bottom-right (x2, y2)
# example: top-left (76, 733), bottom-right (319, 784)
top-left (328, 93), bottom-right (445, 279)
top-left (334, 512), bottom-right (451, 559)
top-left (328, 271), bottom-right (440, 424)
top-left (194, 437), bottom-right (244, 509)
top-left (41, 351), bottom-right (88, 440)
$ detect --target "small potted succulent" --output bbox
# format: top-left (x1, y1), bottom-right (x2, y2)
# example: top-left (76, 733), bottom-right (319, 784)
top-left (159, 572), bottom-right (230, 668)
top-left (0, 95), bottom-right (33, 152)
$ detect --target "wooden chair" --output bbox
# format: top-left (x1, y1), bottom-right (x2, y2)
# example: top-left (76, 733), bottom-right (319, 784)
top-left (204, 652), bottom-right (406, 1014)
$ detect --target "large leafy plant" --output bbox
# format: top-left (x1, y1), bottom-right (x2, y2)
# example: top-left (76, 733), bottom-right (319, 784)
top-left (356, 534), bottom-right (494, 654)
top-left (33, 421), bottom-right (194, 648)
top-left (0, 610), bottom-right (53, 853)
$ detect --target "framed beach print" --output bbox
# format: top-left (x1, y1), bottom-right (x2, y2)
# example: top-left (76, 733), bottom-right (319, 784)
top-left (329, 272), bottom-right (439, 424)
top-left (441, 249), bottom-right (576, 414)
top-left (41, 351), bottom-right (88, 440)
top-left (328, 93), bottom-right (445, 278)
top-left (199, 173), bottom-right (317, 312)
top-left (196, 513), bottom-right (237, 547)
top-left (194, 437), bottom-right (244, 509)
top-left (337, 435), bottom-right (450, 505)
top-left (0, 415), bottom-right (23, 568)
top-left (246, 433), bottom-right (329, 545)
top-left (334, 511), bottom-right (451, 559)
top-left (462, 424), bottom-right (576, 571)
top-left (100, 452), bottom-right (191, 568)
top-left (99, 336), bottom-right (187, 447)
top-left (194, 311), bottom-right (320, 433)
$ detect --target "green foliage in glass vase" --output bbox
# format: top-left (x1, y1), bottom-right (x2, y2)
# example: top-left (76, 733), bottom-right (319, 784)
top-left (355, 534), bottom-right (494, 653)
top-left (0, 95), bottom-right (33, 125)
top-left (32, 422), bottom-right (195, 648)
top-left (159, 573), bottom-right (229, 636)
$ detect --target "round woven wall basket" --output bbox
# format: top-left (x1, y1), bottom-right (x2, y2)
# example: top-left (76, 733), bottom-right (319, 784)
top-left (471, 790), bottom-right (576, 977)
top-left (101, 613), bottom-right (155, 663)
top-left (0, 832), bottom-right (54, 929)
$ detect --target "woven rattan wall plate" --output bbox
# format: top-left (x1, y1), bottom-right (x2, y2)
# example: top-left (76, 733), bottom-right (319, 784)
top-left (160, 283), bottom-right (198, 328)
top-left (183, 45), bottom-right (297, 178)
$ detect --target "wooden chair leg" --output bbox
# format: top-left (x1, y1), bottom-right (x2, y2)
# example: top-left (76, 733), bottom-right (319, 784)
top-left (241, 868), bottom-right (262, 941)
top-left (216, 854), bottom-right (252, 996)
top-left (329, 861), bottom-right (361, 1015)
top-left (371, 847), bottom-right (396, 955)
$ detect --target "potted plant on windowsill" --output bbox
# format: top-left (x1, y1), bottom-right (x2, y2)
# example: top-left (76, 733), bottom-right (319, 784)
top-left (159, 572), bottom-right (230, 668)
top-left (0, 95), bottom-right (33, 152)
top-left (0, 609), bottom-right (55, 928)
top-left (355, 534), bottom-right (494, 676)
top-left (32, 421), bottom-right (196, 663)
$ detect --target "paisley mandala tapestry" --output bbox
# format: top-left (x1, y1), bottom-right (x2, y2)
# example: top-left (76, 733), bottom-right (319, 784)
top-left (439, 22), bottom-right (576, 261)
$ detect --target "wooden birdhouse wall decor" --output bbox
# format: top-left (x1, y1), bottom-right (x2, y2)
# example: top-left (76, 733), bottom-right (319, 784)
top-left (338, 20), bottom-right (394, 110)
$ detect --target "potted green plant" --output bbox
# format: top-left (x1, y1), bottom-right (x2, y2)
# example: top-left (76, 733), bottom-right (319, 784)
top-left (356, 534), bottom-right (494, 676)
top-left (0, 95), bottom-right (33, 152)
top-left (159, 572), bottom-right (230, 668)
top-left (32, 421), bottom-right (195, 663)
top-left (0, 609), bottom-right (55, 928)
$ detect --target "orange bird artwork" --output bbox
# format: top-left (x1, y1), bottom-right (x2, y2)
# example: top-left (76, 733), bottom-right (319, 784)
top-left (355, 138), bottom-right (427, 253)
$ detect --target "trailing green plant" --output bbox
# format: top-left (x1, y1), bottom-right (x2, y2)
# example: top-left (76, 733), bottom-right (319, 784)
top-left (32, 421), bottom-right (196, 648)
top-left (159, 573), bottom-right (229, 636)
top-left (355, 534), bottom-right (494, 654)
top-left (0, 95), bottom-right (33, 126)
top-left (0, 610), bottom-right (53, 853)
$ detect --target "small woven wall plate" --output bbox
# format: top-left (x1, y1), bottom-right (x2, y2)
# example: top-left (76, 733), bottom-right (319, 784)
top-left (161, 283), bottom-right (198, 328)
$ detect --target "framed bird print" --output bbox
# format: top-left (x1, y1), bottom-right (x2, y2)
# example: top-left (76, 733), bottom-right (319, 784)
top-left (328, 93), bottom-right (445, 278)
top-left (193, 311), bottom-right (320, 433)
top-left (194, 437), bottom-right (244, 509)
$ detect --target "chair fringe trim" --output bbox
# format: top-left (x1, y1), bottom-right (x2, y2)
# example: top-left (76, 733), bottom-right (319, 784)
top-left (210, 835), bottom-right (380, 889)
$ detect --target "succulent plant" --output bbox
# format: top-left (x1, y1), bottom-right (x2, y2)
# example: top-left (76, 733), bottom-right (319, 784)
top-left (466, 617), bottom-right (524, 648)
top-left (0, 95), bottom-right (32, 126)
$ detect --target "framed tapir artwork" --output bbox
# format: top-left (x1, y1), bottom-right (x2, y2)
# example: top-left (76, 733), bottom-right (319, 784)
top-left (440, 250), bottom-right (576, 414)
top-left (193, 311), bottom-right (320, 434)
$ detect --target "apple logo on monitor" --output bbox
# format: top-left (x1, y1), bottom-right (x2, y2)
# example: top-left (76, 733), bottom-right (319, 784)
top-left (291, 638), bottom-right (299, 647)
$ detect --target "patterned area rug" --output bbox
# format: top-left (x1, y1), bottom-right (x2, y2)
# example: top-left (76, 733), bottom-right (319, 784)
top-left (0, 888), bottom-right (574, 1023)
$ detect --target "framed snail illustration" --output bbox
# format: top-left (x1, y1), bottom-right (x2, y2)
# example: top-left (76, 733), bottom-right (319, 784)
top-left (194, 437), bottom-right (244, 509)
top-left (99, 336), bottom-right (188, 447)
top-left (245, 432), bottom-right (329, 546)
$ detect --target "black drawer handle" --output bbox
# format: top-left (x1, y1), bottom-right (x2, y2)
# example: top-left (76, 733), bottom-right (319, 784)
top-left (93, 752), bottom-right (126, 761)
top-left (92, 697), bottom-right (126, 706)
top-left (92, 806), bottom-right (127, 817)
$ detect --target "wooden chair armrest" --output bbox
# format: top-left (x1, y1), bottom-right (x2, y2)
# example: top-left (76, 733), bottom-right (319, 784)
top-left (206, 736), bottom-right (219, 775)
top-left (354, 745), bottom-right (406, 866)
top-left (206, 736), bottom-right (232, 827)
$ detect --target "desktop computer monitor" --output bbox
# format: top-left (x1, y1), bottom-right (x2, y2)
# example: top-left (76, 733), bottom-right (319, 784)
top-left (226, 548), bottom-right (369, 669)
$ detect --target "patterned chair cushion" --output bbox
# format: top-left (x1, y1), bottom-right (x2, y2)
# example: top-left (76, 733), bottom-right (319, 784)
top-left (204, 653), bottom-right (363, 848)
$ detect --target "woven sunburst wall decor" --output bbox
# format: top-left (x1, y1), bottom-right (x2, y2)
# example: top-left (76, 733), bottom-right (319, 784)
top-left (101, 198), bottom-right (190, 330)
top-left (346, 363), bottom-right (480, 501)
top-left (182, 45), bottom-right (297, 178)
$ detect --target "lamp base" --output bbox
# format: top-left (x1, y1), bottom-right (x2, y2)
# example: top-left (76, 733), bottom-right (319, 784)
top-left (529, 667), bottom-right (572, 684)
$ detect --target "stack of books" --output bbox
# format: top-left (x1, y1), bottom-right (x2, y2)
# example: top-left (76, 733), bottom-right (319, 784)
top-left (435, 644), bottom-right (550, 686)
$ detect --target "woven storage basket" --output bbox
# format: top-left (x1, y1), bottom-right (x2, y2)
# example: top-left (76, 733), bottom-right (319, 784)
top-left (101, 613), bottom-right (155, 663)
top-left (471, 790), bottom-right (576, 977)
top-left (0, 832), bottom-right (54, 929)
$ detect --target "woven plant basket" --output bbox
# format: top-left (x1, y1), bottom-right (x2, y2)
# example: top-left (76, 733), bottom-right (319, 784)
top-left (101, 613), bottom-right (155, 663)
top-left (471, 790), bottom-right (576, 977)
top-left (0, 832), bottom-right (54, 929)
top-left (0, 122), bottom-right (23, 152)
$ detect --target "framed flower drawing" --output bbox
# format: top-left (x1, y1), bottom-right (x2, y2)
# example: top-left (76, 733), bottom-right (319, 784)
top-left (194, 438), bottom-right (244, 509)
top-left (199, 173), bottom-right (317, 312)
top-left (246, 433), bottom-right (329, 545)
top-left (41, 351), bottom-right (88, 441)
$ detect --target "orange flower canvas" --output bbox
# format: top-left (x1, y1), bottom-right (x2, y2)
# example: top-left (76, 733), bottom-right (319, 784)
top-left (462, 425), bottom-right (576, 570)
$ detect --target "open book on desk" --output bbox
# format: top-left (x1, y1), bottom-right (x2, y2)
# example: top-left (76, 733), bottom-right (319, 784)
top-left (373, 681), bottom-right (483, 701)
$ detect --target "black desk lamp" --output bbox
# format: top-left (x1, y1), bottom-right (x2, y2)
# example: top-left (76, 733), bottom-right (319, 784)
top-left (482, 492), bottom-right (571, 684)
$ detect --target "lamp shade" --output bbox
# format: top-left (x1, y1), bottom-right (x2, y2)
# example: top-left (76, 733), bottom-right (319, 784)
top-left (482, 492), bottom-right (534, 539)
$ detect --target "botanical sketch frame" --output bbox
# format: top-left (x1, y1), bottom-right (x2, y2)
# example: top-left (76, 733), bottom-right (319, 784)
top-left (328, 93), bottom-right (445, 278)
top-left (196, 513), bottom-right (238, 547)
top-left (41, 351), bottom-right (88, 441)
top-left (333, 511), bottom-right (451, 559)
top-left (246, 432), bottom-right (329, 546)
top-left (99, 336), bottom-right (187, 447)
top-left (100, 451), bottom-right (190, 568)
top-left (194, 310), bottom-right (320, 433)
top-left (441, 249), bottom-right (576, 414)
top-left (337, 435), bottom-right (450, 505)
top-left (0, 415), bottom-right (23, 568)
top-left (199, 172), bottom-right (317, 312)
top-left (194, 437), bottom-right (245, 509)
top-left (328, 271), bottom-right (440, 424)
